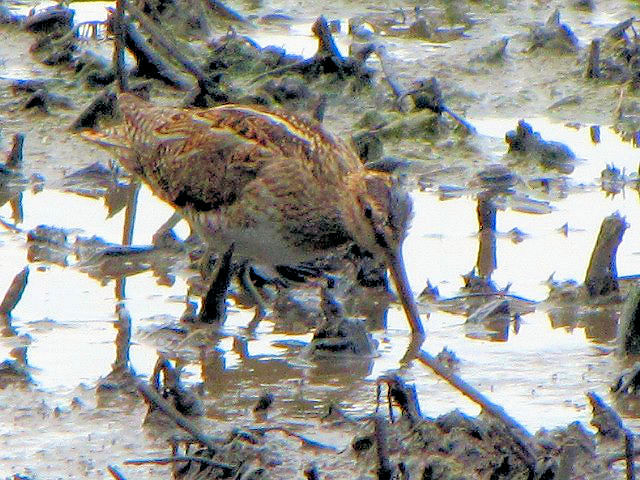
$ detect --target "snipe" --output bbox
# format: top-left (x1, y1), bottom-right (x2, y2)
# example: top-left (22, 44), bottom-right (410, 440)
top-left (81, 93), bottom-right (425, 340)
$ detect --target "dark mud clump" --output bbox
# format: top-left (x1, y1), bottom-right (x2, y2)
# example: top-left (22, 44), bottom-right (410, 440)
top-left (505, 120), bottom-right (576, 174)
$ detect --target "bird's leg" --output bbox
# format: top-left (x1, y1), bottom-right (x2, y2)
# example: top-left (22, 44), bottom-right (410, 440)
top-left (151, 211), bottom-right (182, 247)
top-left (199, 243), bottom-right (235, 324)
top-left (242, 265), bottom-right (269, 333)
top-left (320, 277), bottom-right (344, 324)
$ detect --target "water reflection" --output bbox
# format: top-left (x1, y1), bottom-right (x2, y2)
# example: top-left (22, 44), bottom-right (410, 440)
top-left (3, 119), bottom-right (640, 430)
top-left (475, 192), bottom-right (497, 283)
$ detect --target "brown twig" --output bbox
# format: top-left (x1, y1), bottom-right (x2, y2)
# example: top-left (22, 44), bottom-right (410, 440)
top-left (6, 133), bottom-right (25, 169)
top-left (113, 0), bottom-right (128, 92)
top-left (416, 349), bottom-right (537, 475)
top-left (247, 426), bottom-right (338, 451)
top-left (0, 267), bottom-right (29, 316)
top-left (607, 448), bottom-right (640, 467)
top-left (0, 217), bottom-right (22, 233)
top-left (125, 2), bottom-right (208, 89)
top-left (374, 415), bottom-right (394, 480)
top-left (107, 465), bottom-right (128, 480)
top-left (375, 46), bottom-right (408, 109)
top-left (205, 0), bottom-right (248, 23)
top-left (124, 456), bottom-right (233, 470)
top-left (627, 429), bottom-right (636, 480)
top-left (135, 378), bottom-right (218, 450)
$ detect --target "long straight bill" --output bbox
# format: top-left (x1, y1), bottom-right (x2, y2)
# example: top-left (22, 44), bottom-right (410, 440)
top-left (386, 248), bottom-right (425, 339)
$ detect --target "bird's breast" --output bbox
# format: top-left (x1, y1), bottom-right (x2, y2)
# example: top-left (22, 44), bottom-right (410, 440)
top-left (184, 204), bottom-right (352, 268)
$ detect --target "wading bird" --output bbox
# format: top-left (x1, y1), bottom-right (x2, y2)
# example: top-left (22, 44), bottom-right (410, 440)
top-left (81, 93), bottom-right (425, 341)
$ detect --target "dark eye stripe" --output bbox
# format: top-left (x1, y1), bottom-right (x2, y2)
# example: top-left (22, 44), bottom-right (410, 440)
top-left (374, 228), bottom-right (388, 249)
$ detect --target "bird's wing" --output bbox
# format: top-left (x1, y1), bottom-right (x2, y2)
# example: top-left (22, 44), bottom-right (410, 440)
top-left (80, 126), bottom-right (132, 154)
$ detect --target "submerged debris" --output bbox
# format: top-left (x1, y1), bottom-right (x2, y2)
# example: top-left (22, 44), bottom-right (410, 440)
top-left (472, 36), bottom-right (509, 63)
top-left (588, 392), bottom-right (624, 441)
top-left (252, 16), bottom-right (376, 88)
top-left (600, 164), bottom-right (627, 197)
top-left (401, 77), bottom-right (476, 134)
top-left (505, 120), bottom-right (576, 173)
top-left (0, 267), bottom-right (29, 317)
top-left (5, 133), bottom-right (25, 169)
top-left (588, 18), bottom-right (640, 87)
top-left (527, 9), bottom-right (579, 53)
top-left (466, 298), bottom-right (510, 333)
top-left (144, 355), bottom-right (204, 425)
top-left (618, 285), bottom-right (640, 356)
top-left (27, 225), bottom-right (69, 265)
top-left (23, 5), bottom-right (74, 34)
top-left (21, 88), bottom-right (74, 112)
top-left (584, 213), bottom-right (627, 298)
top-left (304, 287), bottom-right (377, 358)
top-left (0, 358), bottom-right (33, 388)
top-left (473, 164), bottom-right (519, 193)
top-left (613, 362), bottom-right (640, 396)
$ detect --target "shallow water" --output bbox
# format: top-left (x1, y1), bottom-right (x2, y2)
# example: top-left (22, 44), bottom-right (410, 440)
top-left (1, 117), bottom-right (639, 434)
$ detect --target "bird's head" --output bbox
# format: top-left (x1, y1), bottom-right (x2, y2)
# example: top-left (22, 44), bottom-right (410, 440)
top-left (344, 171), bottom-right (424, 338)
top-left (350, 172), bottom-right (412, 259)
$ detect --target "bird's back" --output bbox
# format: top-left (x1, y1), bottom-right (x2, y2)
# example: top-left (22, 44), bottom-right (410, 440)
top-left (82, 94), bottom-right (367, 263)
top-left (84, 94), bottom-right (362, 207)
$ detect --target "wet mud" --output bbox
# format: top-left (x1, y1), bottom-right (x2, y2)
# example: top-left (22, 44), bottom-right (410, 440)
top-left (3, 0), bottom-right (640, 478)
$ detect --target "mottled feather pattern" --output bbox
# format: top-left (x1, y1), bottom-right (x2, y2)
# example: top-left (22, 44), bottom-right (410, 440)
top-left (192, 105), bottom-right (360, 182)
top-left (82, 93), bottom-right (403, 264)
top-left (80, 93), bottom-right (424, 337)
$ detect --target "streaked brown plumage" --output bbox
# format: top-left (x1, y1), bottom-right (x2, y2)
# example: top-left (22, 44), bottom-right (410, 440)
top-left (82, 93), bottom-right (424, 338)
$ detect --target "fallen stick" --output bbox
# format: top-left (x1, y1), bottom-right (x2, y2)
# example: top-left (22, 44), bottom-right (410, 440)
top-left (205, 0), bottom-right (249, 24)
top-left (119, 14), bottom-right (190, 89)
top-left (626, 429), bottom-right (636, 480)
top-left (0, 267), bottom-right (29, 316)
top-left (416, 349), bottom-right (537, 475)
top-left (247, 426), bottom-right (338, 451)
top-left (125, 2), bottom-right (208, 90)
top-left (112, 0), bottom-right (128, 92)
top-left (375, 46), bottom-right (408, 109)
top-left (107, 465), bottom-right (128, 480)
top-left (374, 415), bottom-right (394, 480)
top-left (135, 378), bottom-right (219, 451)
top-left (125, 456), bottom-right (233, 471)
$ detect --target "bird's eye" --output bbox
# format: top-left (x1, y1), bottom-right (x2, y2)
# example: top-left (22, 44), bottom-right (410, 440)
top-left (364, 204), bottom-right (373, 219)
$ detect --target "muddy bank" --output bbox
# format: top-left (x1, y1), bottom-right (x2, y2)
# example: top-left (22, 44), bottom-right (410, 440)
top-left (3, 0), bottom-right (640, 478)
